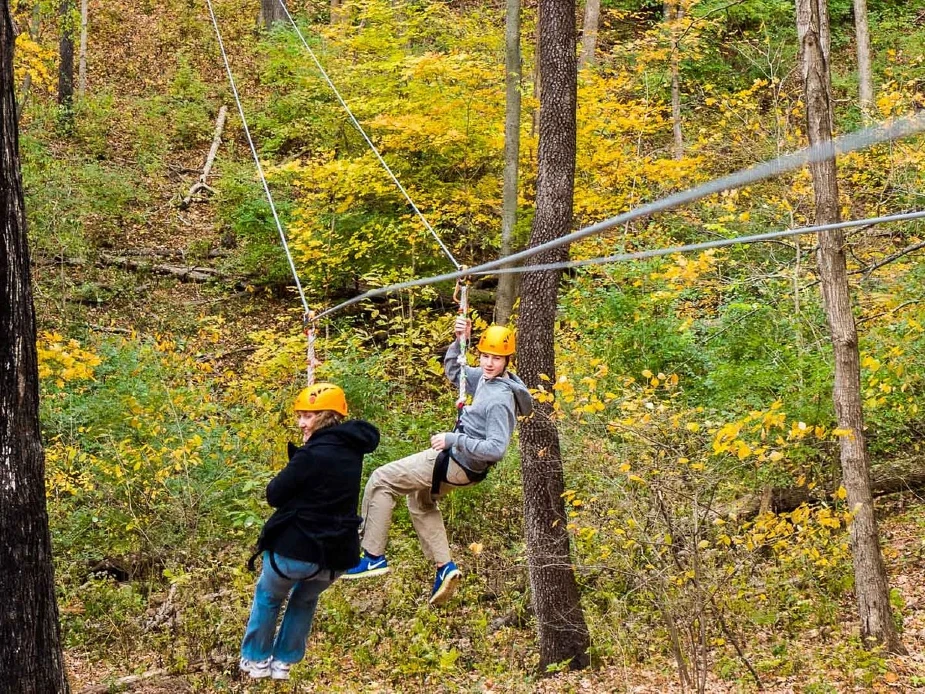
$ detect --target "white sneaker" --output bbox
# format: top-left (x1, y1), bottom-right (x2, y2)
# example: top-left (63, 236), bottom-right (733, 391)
top-left (271, 660), bottom-right (292, 680)
top-left (239, 657), bottom-right (272, 679)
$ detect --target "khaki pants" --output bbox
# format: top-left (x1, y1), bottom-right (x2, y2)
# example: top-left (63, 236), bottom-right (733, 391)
top-left (359, 448), bottom-right (474, 566)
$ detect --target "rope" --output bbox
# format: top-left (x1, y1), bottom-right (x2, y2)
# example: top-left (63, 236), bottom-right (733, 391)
top-left (453, 279), bottom-right (469, 407)
top-left (305, 311), bottom-right (317, 386)
top-left (204, 0), bottom-right (309, 315)
top-left (274, 0), bottom-right (462, 271)
top-left (309, 113), bottom-right (925, 321)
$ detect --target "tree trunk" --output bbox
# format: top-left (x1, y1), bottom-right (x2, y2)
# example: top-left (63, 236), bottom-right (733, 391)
top-left (330, 0), bottom-right (343, 24)
top-left (518, 0), bottom-right (590, 672)
top-left (795, 0), bottom-right (905, 655)
top-left (531, 13), bottom-right (541, 137)
top-left (495, 0), bottom-right (522, 325)
top-left (1, 2), bottom-right (71, 690)
top-left (666, 1), bottom-right (683, 159)
top-left (853, 0), bottom-right (874, 118)
top-left (578, 0), bottom-right (600, 69)
top-left (259, 0), bottom-right (286, 28)
top-left (57, 0), bottom-right (73, 119)
top-left (77, 0), bottom-right (88, 97)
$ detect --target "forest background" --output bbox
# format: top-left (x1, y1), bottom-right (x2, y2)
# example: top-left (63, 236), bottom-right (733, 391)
top-left (10, 0), bottom-right (925, 690)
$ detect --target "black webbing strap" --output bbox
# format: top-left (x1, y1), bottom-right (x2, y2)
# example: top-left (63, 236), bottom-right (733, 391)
top-left (431, 450), bottom-right (451, 496)
top-left (247, 550), bottom-right (326, 582)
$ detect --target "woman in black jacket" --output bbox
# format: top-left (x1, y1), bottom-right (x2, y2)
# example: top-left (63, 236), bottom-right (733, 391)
top-left (239, 383), bottom-right (379, 680)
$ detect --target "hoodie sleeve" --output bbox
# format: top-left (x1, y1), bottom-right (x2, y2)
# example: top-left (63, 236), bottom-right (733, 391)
top-left (443, 401), bottom-right (516, 463)
top-left (266, 448), bottom-right (323, 508)
top-left (444, 340), bottom-right (482, 394)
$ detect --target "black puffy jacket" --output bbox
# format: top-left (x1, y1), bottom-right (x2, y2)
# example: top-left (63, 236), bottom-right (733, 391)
top-left (252, 419), bottom-right (379, 571)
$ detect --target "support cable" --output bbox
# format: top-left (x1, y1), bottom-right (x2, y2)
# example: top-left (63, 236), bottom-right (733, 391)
top-left (472, 209), bottom-right (925, 277)
top-left (311, 207), bottom-right (925, 322)
top-left (204, 0), bottom-right (310, 315)
top-left (310, 114), bottom-right (925, 321)
top-left (275, 0), bottom-right (462, 271)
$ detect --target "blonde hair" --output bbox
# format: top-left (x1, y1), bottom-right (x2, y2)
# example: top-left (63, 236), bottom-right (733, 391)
top-left (311, 410), bottom-right (345, 433)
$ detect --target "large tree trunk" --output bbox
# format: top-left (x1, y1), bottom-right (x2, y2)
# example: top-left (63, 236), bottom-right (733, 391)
top-left (1, 2), bottom-right (71, 691)
top-left (495, 0), bottom-right (522, 325)
top-left (853, 0), bottom-right (874, 118)
top-left (578, 0), bottom-right (600, 68)
top-left (796, 0), bottom-right (905, 655)
top-left (518, 0), bottom-right (590, 672)
top-left (57, 0), bottom-right (73, 117)
top-left (259, 0), bottom-right (286, 28)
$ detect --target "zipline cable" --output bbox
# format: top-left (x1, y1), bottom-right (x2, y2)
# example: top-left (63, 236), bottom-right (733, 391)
top-left (312, 207), bottom-right (925, 321)
top-left (310, 113), bottom-right (925, 321)
top-left (471, 209), bottom-right (925, 277)
top-left (205, 0), bottom-right (322, 386)
top-left (275, 0), bottom-right (462, 271)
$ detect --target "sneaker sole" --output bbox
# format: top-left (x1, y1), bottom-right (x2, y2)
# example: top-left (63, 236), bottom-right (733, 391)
top-left (341, 566), bottom-right (390, 580)
top-left (240, 667), bottom-right (271, 679)
top-left (429, 570), bottom-right (461, 606)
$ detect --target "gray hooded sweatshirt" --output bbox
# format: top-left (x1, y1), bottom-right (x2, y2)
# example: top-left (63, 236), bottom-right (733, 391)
top-left (442, 339), bottom-right (534, 474)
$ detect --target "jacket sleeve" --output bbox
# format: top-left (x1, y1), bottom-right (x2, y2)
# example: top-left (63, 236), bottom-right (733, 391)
top-left (266, 448), bottom-right (322, 508)
top-left (443, 401), bottom-right (515, 463)
top-left (444, 340), bottom-right (482, 394)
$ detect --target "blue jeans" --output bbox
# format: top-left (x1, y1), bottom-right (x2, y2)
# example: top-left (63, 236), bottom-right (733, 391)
top-left (240, 552), bottom-right (337, 664)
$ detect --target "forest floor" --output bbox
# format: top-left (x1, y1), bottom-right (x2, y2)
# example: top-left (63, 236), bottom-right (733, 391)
top-left (25, 2), bottom-right (925, 692)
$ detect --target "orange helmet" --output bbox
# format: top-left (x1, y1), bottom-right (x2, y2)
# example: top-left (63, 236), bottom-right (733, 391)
top-left (477, 325), bottom-right (516, 356)
top-left (293, 382), bottom-right (348, 416)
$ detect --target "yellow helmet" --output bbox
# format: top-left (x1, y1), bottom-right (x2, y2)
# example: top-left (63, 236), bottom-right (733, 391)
top-left (477, 325), bottom-right (516, 356)
top-left (293, 382), bottom-right (348, 416)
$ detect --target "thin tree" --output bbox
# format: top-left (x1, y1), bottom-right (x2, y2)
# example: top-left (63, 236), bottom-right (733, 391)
top-left (57, 0), bottom-right (73, 119)
top-left (260, 0), bottom-right (286, 28)
top-left (77, 0), bottom-right (88, 97)
top-left (517, 0), bottom-right (591, 672)
top-left (853, 0), bottom-right (874, 118)
top-left (1, 1), bottom-right (71, 691)
top-left (578, 0), bottom-right (600, 68)
top-left (666, 1), bottom-right (683, 159)
top-left (495, 0), bottom-right (522, 325)
top-left (795, 0), bottom-right (905, 654)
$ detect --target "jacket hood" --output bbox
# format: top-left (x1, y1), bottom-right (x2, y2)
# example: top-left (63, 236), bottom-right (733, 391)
top-left (492, 372), bottom-right (534, 417)
top-left (288, 419), bottom-right (380, 458)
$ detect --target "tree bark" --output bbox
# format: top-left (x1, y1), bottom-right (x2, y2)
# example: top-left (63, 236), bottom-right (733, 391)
top-left (1, 2), bottom-right (71, 690)
top-left (495, 0), bottom-right (522, 325)
top-left (77, 0), bottom-right (88, 97)
top-left (853, 0), bottom-right (874, 118)
top-left (259, 0), bottom-right (286, 29)
top-left (330, 0), bottom-right (343, 25)
top-left (57, 0), bottom-right (74, 118)
top-left (578, 0), bottom-right (600, 69)
top-left (666, 1), bottom-right (683, 159)
top-left (518, 0), bottom-right (590, 672)
top-left (796, 0), bottom-right (905, 655)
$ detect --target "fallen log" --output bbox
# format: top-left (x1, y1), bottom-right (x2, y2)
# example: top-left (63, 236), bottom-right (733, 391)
top-left (728, 470), bottom-right (925, 521)
top-left (39, 253), bottom-right (226, 283)
top-left (180, 105), bottom-right (228, 209)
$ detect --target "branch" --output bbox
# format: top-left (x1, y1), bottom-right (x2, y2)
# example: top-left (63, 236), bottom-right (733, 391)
top-left (180, 105), bottom-right (228, 209)
top-left (859, 239), bottom-right (925, 280)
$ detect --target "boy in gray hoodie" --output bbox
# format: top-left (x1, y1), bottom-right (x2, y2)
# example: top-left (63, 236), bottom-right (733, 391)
top-left (343, 318), bottom-right (533, 605)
